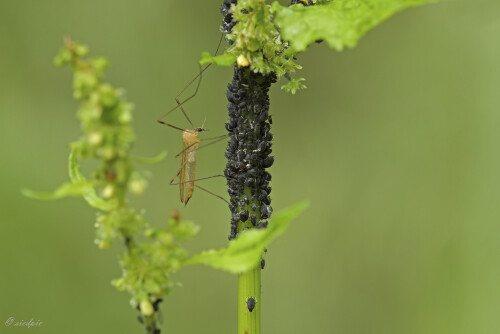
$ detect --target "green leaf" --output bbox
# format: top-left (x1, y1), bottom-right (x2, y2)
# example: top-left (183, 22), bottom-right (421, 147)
top-left (281, 78), bottom-right (307, 94)
top-left (69, 147), bottom-right (117, 211)
top-left (132, 150), bottom-right (168, 164)
top-left (200, 52), bottom-right (237, 66)
top-left (272, 0), bottom-right (441, 53)
top-left (184, 201), bottom-right (309, 273)
top-left (22, 181), bottom-right (93, 200)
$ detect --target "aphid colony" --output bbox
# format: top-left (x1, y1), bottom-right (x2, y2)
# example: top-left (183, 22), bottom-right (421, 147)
top-left (224, 67), bottom-right (276, 240)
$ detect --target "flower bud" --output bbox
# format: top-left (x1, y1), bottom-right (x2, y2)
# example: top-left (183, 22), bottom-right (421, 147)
top-left (237, 55), bottom-right (251, 67)
top-left (140, 301), bottom-right (154, 316)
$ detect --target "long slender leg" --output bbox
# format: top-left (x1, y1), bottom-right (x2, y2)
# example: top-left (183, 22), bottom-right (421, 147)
top-left (157, 33), bottom-right (224, 123)
top-left (195, 184), bottom-right (230, 205)
top-left (175, 97), bottom-right (194, 128)
top-left (199, 134), bottom-right (229, 142)
top-left (170, 174), bottom-right (225, 185)
top-left (157, 120), bottom-right (186, 132)
top-left (174, 135), bottom-right (228, 158)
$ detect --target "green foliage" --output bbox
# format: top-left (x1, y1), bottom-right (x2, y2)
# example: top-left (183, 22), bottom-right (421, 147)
top-left (200, 52), bottom-right (237, 66)
top-left (26, 39), bottom-right (191, 324)
top-left (112, 215), bottom-right (199, 306)
top-left (132, 150), bottom-right (168, 165)
top-left (272, 0), bottom-right (440, 53)
top-left (281, 77), bottom-right (307, 94)
top-left (22, 181), bottom-right (92, 200)
top-left (185, 201), bottom-right (309, 273)
top-left (68, 147), bottom-right (118, 211)
top-left (206, 0), bottom-right (439, 94)
top-left (202, 0), bottom-right (302, 80)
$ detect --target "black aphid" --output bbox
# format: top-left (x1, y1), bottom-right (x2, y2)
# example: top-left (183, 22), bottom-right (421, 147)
top-left (251, 214), bottom-right (257, 225)
top-left (247, 297), bottom-right (256, 312)
top-left (261, 259), bottom-right (265, 270)
top-left (240, 210), bottom-right (249, 222)
top-left (152, 298), bottom-right (163, 312)
top-left (257, 221), bottom-right (268, 229)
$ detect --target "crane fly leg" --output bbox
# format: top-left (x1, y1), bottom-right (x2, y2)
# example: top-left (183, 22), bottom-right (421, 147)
top-left (157, 120), bottom-right (186, 132)
top-left (195, 185), bottom-right (230, 205)
top-left (175, 97), bottom-right (194, 128)
top-left (157, 33), bottom-right (224, 123)
top-left (169, 174), bottom-right (225, 185)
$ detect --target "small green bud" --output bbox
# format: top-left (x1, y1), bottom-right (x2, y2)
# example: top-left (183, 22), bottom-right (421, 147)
top-left (74, 43), bottom-right (89, 57)
top-left (140, 301), bottom-right (154, 316)
top-left (159, 232), bottom-right (173, 245)
top-left (102, 184), bottom-right (114, 199)
top-left (118, 110), bottom-right (132, 124)
top-left (88, 132), bottom-right (103, 146)
top-left (54, 48), bottom-right (72, 66)
top-left (101, 147), bottom-right (116, 160)
top-left (237, 55), bottom-right (251, 67)
top-left (99, 84), bottom-right (118, 107)
top-left (247, 40), bottom-right (260, 52)
top-left (97, 239), bottom-right (110, 249)
top-left (170, 258), bottom-right (181, 271)
top-left (129, 179), bottom-right (146, 195)
top-left (92, 57), bottom-right (109, 74)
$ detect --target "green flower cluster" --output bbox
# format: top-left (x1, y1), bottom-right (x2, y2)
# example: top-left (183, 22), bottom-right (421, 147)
top-left (54, 38), bottom-right (141, 207)
top-left (201, 0), bottom-right (307, 93)
top-left (113, 213), bottom-right (199, 306)
top-left (228, 0), bottom-right (301, 77)
top-left (51, 39), bottom-right (198, 325)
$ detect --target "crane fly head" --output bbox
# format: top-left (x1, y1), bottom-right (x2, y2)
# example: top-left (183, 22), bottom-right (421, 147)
top-left (195, 127), bottom-right (208, 132)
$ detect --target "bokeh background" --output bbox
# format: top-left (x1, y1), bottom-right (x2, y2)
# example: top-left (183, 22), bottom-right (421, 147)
top-left (1, 0), bottom-right (499, 333)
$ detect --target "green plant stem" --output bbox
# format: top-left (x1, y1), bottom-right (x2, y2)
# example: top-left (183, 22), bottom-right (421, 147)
top-left (238, 265), bottom-right (261, 334)
top-left (144, 314), bottom-right (158, 334)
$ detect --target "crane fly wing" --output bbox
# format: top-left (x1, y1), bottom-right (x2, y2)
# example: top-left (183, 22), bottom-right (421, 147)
top-left (184, 143), bottom-right (199, 205)
top-left (179, 142), bottom-right (187, 203)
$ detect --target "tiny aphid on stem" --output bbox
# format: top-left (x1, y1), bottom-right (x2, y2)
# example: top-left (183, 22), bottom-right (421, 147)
top-left (157, 35), bottom-right (228, 205)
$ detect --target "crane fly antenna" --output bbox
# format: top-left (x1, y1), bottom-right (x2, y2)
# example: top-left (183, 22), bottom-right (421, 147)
top-left (157, 32), bottom-right (225, 124)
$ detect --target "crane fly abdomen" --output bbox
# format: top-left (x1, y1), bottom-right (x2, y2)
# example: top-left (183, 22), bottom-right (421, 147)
top-left (180, 130), bottom-right (200, 204)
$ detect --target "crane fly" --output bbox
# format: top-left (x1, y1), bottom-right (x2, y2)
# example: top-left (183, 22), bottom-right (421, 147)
top-left (157, 35), bottom-right (228, 205)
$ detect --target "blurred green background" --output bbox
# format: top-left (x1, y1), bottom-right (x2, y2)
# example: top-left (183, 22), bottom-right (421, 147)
top-left (1, 0), bottom-right (499, 333)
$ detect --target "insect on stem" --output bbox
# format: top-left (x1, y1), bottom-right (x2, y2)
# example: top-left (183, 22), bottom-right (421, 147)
top-left (157, 33), bottom-right (228, 205)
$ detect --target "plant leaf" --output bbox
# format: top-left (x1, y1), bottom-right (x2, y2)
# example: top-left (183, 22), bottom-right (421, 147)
top-left (272, 0), bottom-right (441, 53)
top-left (132, 150), bottom-right (168, 164)
top-left (184, 201), bottom-right (309, 273)
top-left (281, 78), bottom-right (307, 94)
top-left (69, 147), bottom-right (117, 211)
top-left (22, 181), bottom-right (93, 200)
top-left (200, 52), bottom-right (237, 66)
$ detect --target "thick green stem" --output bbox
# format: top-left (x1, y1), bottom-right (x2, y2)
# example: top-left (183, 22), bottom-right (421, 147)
top-left (238, 266), bottom-right (261, 334)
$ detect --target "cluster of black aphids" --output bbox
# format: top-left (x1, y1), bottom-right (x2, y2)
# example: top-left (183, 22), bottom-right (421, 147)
top-left (221, 0), bottom-right (238, 37)
top-left (224, 66), bottom-right (277, 240)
